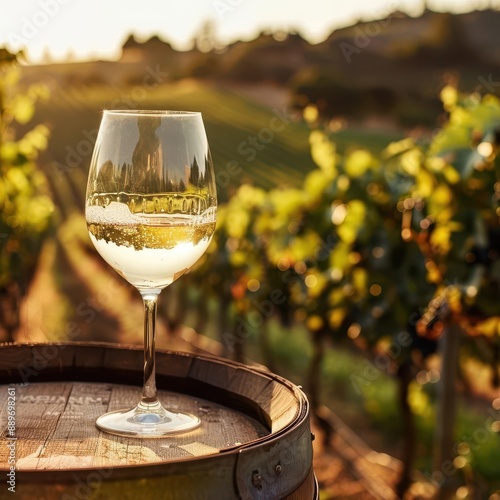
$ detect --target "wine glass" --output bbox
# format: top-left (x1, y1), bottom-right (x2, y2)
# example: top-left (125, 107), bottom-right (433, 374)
top-left (85, 110), bottom-right (217, 437)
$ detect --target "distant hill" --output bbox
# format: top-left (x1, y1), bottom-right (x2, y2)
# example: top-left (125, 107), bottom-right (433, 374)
top-left (18, 8), bottom-right (500, 126)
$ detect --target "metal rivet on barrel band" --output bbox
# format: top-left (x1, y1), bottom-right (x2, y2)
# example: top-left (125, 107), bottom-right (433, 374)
top-left (251, 470), bottom-right (263, 490)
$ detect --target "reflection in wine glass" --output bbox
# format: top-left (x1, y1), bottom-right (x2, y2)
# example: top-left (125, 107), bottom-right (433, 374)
top-left (85, 110), bottom-right (216, 437)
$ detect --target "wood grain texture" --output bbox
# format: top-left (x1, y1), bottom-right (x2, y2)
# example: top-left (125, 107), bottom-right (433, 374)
top-left (0, 381), bottom-right (267, 469)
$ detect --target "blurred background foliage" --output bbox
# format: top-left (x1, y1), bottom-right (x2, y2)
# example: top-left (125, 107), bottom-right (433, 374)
top-left (1, 4), bottom-right (500, 498)
top-left (0, 49), bottom-right (54, 341)
top-left (192, 88), bottom-right (500, 496)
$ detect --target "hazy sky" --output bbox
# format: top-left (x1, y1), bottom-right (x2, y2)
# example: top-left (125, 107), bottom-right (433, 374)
top-left (1, 0), bottom-right (498, 62)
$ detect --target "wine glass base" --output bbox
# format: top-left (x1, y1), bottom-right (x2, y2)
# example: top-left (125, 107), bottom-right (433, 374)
top-left (96, 401), bottom-right (201, 438)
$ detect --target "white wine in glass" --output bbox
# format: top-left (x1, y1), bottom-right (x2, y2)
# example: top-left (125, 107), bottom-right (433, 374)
top-left (85, 110), bottom-right (217, 437)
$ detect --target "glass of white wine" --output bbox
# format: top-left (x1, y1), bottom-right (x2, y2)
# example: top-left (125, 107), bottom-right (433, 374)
top-left (85, 110), bottom-right (217, 437)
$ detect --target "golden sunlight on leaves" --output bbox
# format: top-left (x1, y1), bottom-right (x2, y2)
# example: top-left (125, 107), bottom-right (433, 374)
top-left (17, 124), bottom-right (50, 157)
top-left (304, 169), bottom-right (332, 203)
top-left (303, 104), bottom-right (319, 123)
top-left (226, 209), bottom-right (250, 238)
top-left (426, 156), bottom-right (446, 172)
top-left (427, 184), bottom-right (453, 216)
top-left (442, 164), bottom-right (461, 184)
top-left (229, 250), bottom-right (247, 267)
top-left (337, 200), bottom-right (366, 245)
top-left (328, 288), bottom-right (345, 307)
top-left (381, 137), bottom-right (415, 159)
top-left (12, 94), bottom-right (35, 124)
top-left (414, 167), bottom-right (435, 198)
top-left (408, 383), bottom-right (433, 419)
top-left (306, 314), bottom-right (324, 331)
top-left (328, 308), bottom-right (346, 329)
top-left (336, 174), bottom-right (350, 192)
top-left (305, 270), bottom-right (327, 298)
top-left (309, 130), bottom-right (336, 176)
top-left (236, 184), bottom-right (266, 208)
top-left (269, 188), bottom-right (304, 218)
top-left (352, 268), bottom-right (367, 296)
top-left (345, 149), bottom-right (373, 177)
top-left (329, 241), bottom-right (350, 272)
top-left (331, 203), bottom-right (347, 225)
top-left (475, 317), bottom-right (500, 337)
top-left (440, 84), bottom-right (458, 111)
top-left (289, 232), bottom-right (322, 262)
top-left (400, 148), bottom-right (423, 176)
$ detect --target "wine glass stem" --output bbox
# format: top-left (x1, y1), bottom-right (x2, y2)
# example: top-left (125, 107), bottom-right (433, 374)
top-left (141, 292), bottom-right (159, 404)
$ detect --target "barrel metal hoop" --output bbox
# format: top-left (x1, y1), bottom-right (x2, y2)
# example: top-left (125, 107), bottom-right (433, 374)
top-left (234, 406), bottom-right (313, 500)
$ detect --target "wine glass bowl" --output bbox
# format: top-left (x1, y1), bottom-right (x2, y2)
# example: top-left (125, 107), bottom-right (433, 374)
top-left (85, 110), bottom-right (216, 437)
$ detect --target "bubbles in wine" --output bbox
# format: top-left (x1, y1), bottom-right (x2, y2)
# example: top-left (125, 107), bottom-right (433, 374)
top-left (86, 201), bottom-right (142, 225)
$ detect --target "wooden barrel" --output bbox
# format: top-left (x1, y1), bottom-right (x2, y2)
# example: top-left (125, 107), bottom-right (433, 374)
top-left (0, 342), bottom-right (317, 499)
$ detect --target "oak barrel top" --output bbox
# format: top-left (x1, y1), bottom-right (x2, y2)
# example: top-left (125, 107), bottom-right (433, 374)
top-left (0, 343), bottom-right (305, 473)
top-left (0, 381), bottom-right (268, 469)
